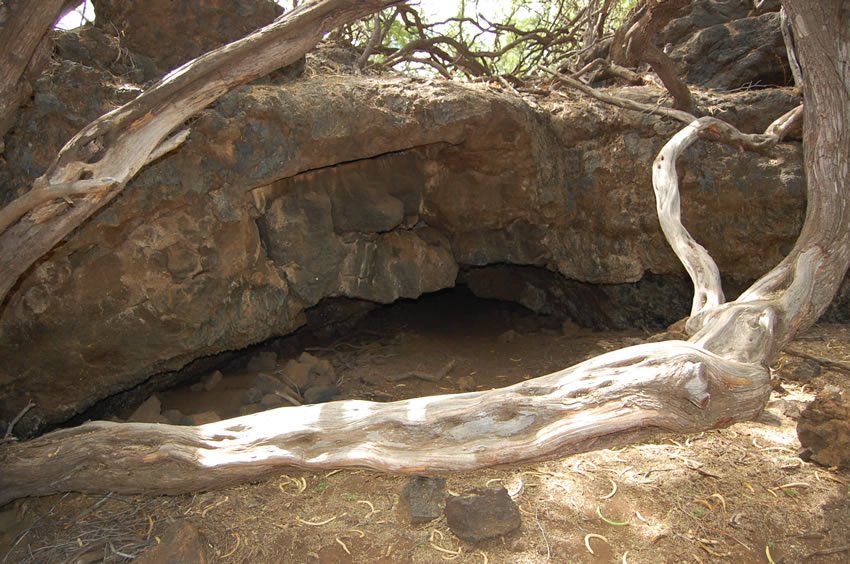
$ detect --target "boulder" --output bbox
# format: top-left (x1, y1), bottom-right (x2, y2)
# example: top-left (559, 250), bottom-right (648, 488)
top-left (0, 62), bottom-right (806, 433)
top-left (668, 12), bottom-right (790, 90)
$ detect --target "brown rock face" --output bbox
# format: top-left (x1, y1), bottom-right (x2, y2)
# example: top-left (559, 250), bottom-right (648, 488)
top-left (798, 387), bottom-right (850, 469)
top-left (0, 65), bottom-right (805, 434)
top-left (92, 0), bottom-right (282, 72)
top-left (659, 0), bottom-right (790, 90)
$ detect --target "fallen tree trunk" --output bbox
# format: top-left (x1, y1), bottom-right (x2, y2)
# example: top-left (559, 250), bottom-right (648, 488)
top-left (0, 0), bottom-right (846, 506)
top-left (0, 341), bottom-right (769, 506)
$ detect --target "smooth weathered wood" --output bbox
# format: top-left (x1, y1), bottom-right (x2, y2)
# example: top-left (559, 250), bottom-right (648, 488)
top-left (0, 341), bottom-right (770, 506)
top-left (0, 0), bottom-right (403, 303)
top-left (652, 107), bottom-right (803, 322)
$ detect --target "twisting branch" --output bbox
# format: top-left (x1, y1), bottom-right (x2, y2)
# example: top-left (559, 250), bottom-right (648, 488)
top-left (652, 106), bottom-right (804, 323)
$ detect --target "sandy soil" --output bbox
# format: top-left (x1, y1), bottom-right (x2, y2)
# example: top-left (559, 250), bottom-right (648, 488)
top-left (1, 289), bottom-right (849, 563)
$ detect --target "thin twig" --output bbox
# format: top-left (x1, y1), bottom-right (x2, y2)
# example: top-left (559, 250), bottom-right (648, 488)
top-left (387, 360), bottom-right (455, 382)
top-left (2, 400), bottom-right (35, 442)
top-left (784, 346), bottom-right (850, 374)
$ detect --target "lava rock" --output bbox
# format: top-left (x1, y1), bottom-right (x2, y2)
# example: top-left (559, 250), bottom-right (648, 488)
top-left (781, 358), bottom-right (822, 383)
top-left (444, 486), bottom-right (521, 542)
top-left (561, 320), bottom-right (581, 336)
top-left (398, 476), bottom-right (446, 525)
top-left (254, 372), bottom-right (285, 394)
top-left (298, 353), bottom-right (336, 383)
top-left (772, 399), bottom-right (805, 420)
top-left (280, 353), bottom-right (337, 391)
top-left (163, 409), bottom-right (190, 425)
top-left (498, 330), bottom-right (519, 344)
top-left (457, 375), bottom-right (476, 392)
top-left (201, 370), bottom-right (223, 391)
top-left (239, 404), bottom-right (263, 416)
top-left (280, 359), bottom-right (313, 390)
top-left (798, 386), bottom-right (850, 468)
top-left (260, 393), bottom-right (285, 409)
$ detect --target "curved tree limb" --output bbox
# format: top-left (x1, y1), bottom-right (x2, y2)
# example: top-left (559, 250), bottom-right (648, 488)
top-left (615, 0), bottom-right (695, 114)
top-left (0, 341), bottom-right (770, 506)
top-left (653, 106), bottom-right (804, 323)
top-left (0, 0), bottom-right (405, 305)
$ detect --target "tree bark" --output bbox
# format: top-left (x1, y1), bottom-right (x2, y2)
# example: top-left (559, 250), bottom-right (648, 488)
top-left (0, 0), bottom-right (77, 144)
top-left (0, 341), bottom-right (769, 506)
top-left (0, 0), bottom-right (403, 304)
top-left (0, 0), bottom-right (846, 506)
top-left (619, 0), bottom-right (695, 114)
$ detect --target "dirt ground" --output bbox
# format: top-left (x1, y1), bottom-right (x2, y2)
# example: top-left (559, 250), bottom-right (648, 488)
top-left (2, 289), bottom-right (849, 563)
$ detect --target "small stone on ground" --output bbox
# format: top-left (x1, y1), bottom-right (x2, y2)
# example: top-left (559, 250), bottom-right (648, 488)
top-left (398, 476), bottom-right (446, 525)
top-left (444, 486), bottom-right (521, 542)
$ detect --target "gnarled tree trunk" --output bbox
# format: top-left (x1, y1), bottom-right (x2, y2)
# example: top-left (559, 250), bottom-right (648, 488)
top-left (0, 0), bottom-right (77, 144)
top-left (0, 0), bottom-right (847, 506)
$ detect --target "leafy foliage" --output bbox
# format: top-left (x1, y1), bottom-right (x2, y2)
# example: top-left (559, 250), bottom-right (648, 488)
top-left (334, 0), bottom-right (639, 79)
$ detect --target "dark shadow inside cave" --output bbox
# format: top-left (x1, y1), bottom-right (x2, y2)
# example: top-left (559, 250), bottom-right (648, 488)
top-left (66, 266), bottom-right (714, 428)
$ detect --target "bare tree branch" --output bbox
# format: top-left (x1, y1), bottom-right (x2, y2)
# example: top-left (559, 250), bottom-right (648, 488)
top-left (0, 0), bottom-right (405, 304)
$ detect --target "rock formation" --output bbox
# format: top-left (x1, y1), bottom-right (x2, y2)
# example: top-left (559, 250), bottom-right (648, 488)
top-left (0, 0), bottom-right (818, 434)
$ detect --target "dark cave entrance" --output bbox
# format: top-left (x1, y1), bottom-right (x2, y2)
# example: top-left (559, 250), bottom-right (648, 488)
top-left (73, 266), bottom-right (704, 428)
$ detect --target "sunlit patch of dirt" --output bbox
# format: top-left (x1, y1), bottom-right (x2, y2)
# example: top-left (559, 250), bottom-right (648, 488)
top-left (2, 292), bottom-right (849, 563)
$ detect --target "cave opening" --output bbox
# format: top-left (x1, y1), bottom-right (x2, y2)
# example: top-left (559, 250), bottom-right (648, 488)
top-left (72, 266), bottom-right (705, 428)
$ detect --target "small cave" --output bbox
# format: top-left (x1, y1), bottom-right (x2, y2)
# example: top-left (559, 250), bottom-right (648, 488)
top-left (70, 266), bottom-right (710, 428)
